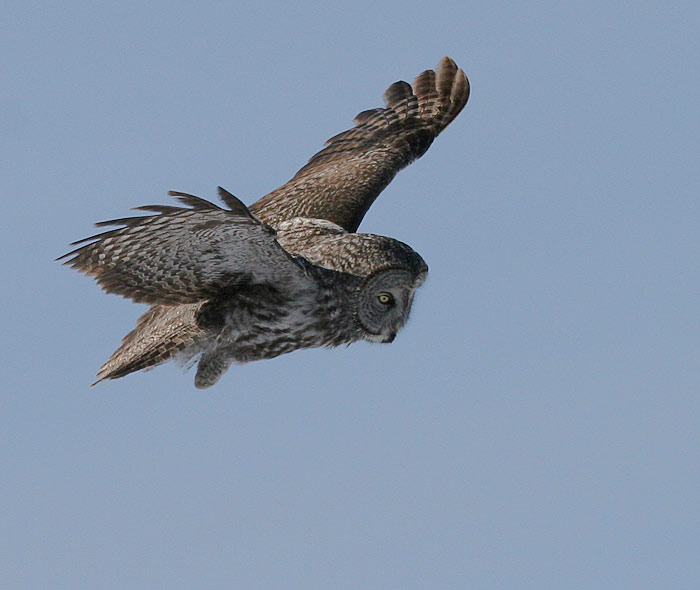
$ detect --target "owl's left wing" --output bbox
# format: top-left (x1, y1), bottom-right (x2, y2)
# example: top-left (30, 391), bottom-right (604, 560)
top-left (59, 188), bottom-right (308, 305)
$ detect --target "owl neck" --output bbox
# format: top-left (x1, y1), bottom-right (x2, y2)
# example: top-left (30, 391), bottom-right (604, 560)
top-left (307, 265), bottom-right (364, 346)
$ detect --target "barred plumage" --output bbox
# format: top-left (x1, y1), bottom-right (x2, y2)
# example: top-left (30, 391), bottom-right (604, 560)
top-left (251, 56), bottom-right (469, 232)
top-left (61, 57), bottom-right (468, 387)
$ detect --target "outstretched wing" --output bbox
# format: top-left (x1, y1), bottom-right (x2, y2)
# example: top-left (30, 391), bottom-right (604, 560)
top-left (249, 56), bottom-right (469, 232)
top-left (59, 188), bottom-right (308, 305)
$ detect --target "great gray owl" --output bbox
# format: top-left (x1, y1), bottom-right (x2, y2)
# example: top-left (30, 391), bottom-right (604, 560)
top-left (61, 56), bottom-right (469, 388)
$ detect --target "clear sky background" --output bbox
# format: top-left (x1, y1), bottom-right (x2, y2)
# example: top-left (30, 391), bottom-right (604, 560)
top-left (2, 2), bottom-right (699, 588)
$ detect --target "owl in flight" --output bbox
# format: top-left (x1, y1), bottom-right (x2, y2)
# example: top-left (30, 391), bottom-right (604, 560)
top-left (61, 57), bottom-right (470, 388)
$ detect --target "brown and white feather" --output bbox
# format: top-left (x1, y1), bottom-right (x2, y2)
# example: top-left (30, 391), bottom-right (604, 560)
top-left (62, 57), bottom-right (468, 387)
top-left (250, 56), bottom-right (469, 231)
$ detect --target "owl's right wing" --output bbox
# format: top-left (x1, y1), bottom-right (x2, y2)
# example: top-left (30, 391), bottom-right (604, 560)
top-left (249, 57), bottom-right (469, 232)
top-left (59, 188), bottom-right (308, 305)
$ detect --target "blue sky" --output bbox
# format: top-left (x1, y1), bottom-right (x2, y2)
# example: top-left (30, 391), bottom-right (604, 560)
top-left (2, 2), bottom-right (699, 588)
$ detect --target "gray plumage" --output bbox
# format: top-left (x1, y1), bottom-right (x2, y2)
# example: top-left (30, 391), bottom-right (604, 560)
top-left (60, 57), bottom-right (469, 388)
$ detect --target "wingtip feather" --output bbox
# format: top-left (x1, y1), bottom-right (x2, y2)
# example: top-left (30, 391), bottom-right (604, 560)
top-left (217, 186), bottom-right (254, 217)
top-left (90, 376), bottom-right (106, 388)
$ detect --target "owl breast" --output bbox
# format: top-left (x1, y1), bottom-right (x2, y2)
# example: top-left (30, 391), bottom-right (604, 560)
top-left (193, 278), bottom-right (360, 365)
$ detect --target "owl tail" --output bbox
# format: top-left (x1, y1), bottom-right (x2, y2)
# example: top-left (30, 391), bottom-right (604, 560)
top-left (92, 303), bottom-right (204, 386)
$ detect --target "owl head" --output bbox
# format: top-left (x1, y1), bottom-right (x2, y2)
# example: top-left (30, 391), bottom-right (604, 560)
top-left (354, 265), bottom-right (428, 343)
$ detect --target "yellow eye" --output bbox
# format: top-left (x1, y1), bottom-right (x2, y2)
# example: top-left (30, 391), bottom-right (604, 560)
top-left (377, 293), bottom-right (394, 305)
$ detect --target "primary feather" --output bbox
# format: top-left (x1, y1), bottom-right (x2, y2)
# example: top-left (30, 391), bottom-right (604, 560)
top-left (60, 190), bottom-right (302, 305)
top-left (250, 56), bottom-right (469, 231)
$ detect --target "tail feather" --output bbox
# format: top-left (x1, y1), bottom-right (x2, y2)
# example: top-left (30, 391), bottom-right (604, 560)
top-left (93, 303), bottom-right (203, 385)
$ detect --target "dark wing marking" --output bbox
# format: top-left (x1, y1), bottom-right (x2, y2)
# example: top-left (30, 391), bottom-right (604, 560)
top-left (249, 57), bottom-right (469, 232)
top-left (59, 189), bottom-right (307, 305)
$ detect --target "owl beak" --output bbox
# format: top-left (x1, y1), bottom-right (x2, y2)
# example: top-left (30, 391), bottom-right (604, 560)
top-left (384, 331), bottom-right (396, 343)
